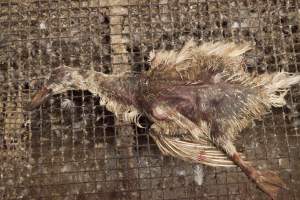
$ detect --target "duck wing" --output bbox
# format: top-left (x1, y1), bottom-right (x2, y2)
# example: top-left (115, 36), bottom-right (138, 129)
top-left (150, 103), bottom-right (246, 167)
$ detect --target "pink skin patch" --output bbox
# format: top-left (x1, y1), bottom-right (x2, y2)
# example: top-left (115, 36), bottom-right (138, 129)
top-left (197, 152), bottom-right (206, 161)
top-left (152, 106), bottom-right (168, 120)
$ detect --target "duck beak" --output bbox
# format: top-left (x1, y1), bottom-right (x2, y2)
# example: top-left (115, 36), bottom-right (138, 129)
top-left (26, 87), bottom-right (53, 111)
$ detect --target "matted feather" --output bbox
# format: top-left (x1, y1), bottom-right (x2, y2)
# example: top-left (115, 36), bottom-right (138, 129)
top-left (147, 40), bottom-right (252, 82)
top-left (198, 42), bottom-right (251, 57)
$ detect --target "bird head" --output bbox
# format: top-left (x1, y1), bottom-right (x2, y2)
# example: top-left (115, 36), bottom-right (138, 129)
top-left (26, 65), bottom-right (141, 111)
top-left (26, 66), bottom-right (88, 110)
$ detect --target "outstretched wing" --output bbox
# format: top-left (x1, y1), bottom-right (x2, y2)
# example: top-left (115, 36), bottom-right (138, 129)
top-left (150, 104), bottom-right (244, 167)
top-left (147, 39), bottom-right (251, 82)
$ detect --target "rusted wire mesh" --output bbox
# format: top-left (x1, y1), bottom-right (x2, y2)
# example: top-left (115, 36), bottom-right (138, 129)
top-left (0, 0), bottom-right (300, 199)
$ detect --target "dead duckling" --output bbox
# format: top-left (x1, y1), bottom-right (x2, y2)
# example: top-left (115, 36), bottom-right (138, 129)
top-left (27, 40), bottom-right (300, 199)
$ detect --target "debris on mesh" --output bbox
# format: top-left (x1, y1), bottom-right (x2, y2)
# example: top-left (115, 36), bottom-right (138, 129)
top-left (193, 165), bottom-right (204, 186)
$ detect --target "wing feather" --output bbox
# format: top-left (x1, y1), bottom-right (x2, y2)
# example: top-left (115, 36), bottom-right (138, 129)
top-left (151, 104), bottom-right (245, 167)
top-left (151, 133), bottom-right (236, 167)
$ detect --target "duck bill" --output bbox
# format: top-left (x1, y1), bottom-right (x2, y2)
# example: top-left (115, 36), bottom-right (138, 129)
top-left (26, 87), bottom-right (53, 111)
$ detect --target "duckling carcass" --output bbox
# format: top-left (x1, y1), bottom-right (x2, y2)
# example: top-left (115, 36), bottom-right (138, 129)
top-left (27, 40), bottom-right (300, 199)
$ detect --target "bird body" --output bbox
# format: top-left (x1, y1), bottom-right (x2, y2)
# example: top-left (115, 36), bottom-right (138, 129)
top-left (27, 40), bottom-right (300, 199)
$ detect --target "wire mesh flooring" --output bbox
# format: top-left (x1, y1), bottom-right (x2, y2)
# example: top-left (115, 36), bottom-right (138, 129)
top-left (0, 0), bottom-right (300, 199)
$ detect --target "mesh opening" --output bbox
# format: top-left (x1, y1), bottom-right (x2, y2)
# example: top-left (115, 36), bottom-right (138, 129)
top-left (0, 0), bottom-right (300, 199)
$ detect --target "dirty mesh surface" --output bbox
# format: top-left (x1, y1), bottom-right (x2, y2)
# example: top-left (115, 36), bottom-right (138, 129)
top-left (0, 0), bottom-right (300, 199)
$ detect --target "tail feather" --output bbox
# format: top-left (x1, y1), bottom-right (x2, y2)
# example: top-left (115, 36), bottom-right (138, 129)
top-left (266, 72), bottom-right (300, 93)
top-left (264, 72), bottom-right (300, 107)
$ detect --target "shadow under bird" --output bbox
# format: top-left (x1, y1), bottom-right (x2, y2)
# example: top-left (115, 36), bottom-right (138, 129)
top-left (27, 40), bottom-right (300, 199)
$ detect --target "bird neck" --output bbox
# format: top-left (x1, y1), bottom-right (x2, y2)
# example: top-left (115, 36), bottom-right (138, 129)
top-left (97, 73), bottom-right (140, 107)
top-left (72, 70), bottom-right (139, 107)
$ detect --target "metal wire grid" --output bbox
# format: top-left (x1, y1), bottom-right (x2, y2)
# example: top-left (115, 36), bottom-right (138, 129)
top-left (0, 0), bottom-right (300, 199)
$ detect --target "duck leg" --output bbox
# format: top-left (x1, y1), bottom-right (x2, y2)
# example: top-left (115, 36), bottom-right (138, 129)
top-left (230, 152), bottom-right (287, 200)
top-left (151, 104), bottom-right (287, 199)
top-left (209, 119), bottom-right (287, 200)
top-left (213, 132), bottom-right (287, 200)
